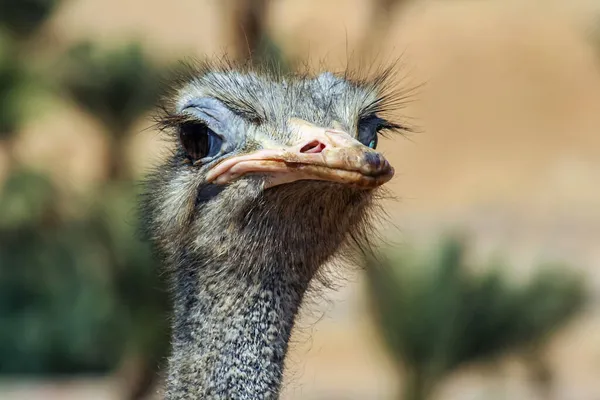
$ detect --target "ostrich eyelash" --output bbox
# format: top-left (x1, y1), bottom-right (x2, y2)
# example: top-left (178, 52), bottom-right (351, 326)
top-left (358, 114), bottom-right (406, 138)
top-left (155, 111), bottom-right (195, 133)
top-left (376, 119), bottom-right (406, 137)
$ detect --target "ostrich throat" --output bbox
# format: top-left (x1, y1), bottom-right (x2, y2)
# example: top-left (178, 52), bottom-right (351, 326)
top-left (166, 249), bottom-right (311, 399)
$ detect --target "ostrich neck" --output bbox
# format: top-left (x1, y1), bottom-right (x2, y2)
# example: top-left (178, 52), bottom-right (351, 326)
top-left (165, 257), bottom-right (309, 400)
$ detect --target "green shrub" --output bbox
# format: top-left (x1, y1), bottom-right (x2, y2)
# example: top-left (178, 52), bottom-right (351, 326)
top-left (364, 235), bottom-right (586, 400)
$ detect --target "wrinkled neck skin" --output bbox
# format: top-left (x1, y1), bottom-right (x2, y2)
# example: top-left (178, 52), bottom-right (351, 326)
top-left (165, 256), bottom-right (310, 400)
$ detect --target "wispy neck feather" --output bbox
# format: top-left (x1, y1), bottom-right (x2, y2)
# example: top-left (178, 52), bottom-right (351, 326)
top-left (165, 261), bottom-right (309, 400)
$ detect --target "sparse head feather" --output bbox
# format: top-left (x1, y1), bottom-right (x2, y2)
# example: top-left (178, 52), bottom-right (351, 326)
top-left (155, 57), bottom-right (412, 139)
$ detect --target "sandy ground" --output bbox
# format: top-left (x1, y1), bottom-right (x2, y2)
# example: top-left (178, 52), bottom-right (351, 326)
top-left (4, 0), bottom-right (600, 399)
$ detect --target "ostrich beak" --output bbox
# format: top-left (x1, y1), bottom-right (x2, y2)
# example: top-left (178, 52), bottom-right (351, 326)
top-left (206, 118), bottom-right (394, 189)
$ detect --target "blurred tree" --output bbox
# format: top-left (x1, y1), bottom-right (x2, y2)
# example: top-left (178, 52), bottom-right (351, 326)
top-left (88, 182), bottom-right (170, 400)
top-left (0, 0), bottom-right (56, 168)
top-left (364, 235), bottom-right (586, 400)
top-left (359, 0), bottom-right (408, 56)
top-left (0, 3), bottom-right (171, 397)
top-left (225, 0), bottom-right (292, 71)
top-left (0, 170), bottom-right (127, 374)
top-left (56, 41), bottom-right (173, 397)
top-left (0, 0), bottom-right (59, 41)
top-left (229, 0), bottom-right (267, 60)
top-left (58, 42), bottom-right (165, 180)
top-left (0, 172), bottom-right (170, 397)
top-left (0, 34), bottom-right (36, 172)
top-left (0, 37), bottom-right (26, 140)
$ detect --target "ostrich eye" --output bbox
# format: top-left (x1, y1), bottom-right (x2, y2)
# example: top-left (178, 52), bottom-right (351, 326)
top-left (179, 121), bottom-right (222, 163)
top-left (357, 115), bottom-right (382, 150)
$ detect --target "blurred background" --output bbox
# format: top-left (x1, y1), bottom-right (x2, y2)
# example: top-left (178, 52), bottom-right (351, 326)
top-left (1, 0), bottom-right (599, 399)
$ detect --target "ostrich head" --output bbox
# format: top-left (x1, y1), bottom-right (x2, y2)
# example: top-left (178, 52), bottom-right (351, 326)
top-left (143, 62), bottom-right (403, 399)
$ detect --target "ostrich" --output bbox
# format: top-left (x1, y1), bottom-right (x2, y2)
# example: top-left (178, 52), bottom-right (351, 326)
top-left (142, 61), bottom-right (404, 399)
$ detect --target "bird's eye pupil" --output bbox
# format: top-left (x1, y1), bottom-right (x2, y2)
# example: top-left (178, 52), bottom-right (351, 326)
top-left (179, 121), bottom-right (213, 162)
top-left (369, 139), bottom-right (376, 149)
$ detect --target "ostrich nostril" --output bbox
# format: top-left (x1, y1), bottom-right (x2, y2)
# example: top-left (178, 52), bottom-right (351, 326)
top-left (300, 140), bottom-right (326, 154)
